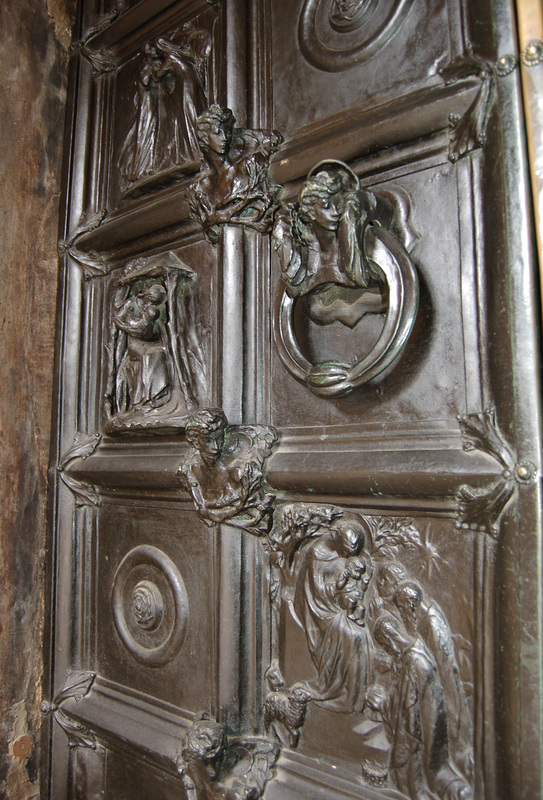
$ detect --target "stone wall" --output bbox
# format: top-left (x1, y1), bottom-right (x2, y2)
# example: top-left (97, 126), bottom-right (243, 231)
top-left (0, 1), bottom-right (73, 796)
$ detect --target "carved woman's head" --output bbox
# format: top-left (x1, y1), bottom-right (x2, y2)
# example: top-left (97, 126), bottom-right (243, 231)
top-left (196, 105), bottom-right (235, 156)
top-left (186, 408), bottom-right (227, 464)
top-left (331, 514), bottom-right (366, 557)
top-left (298, 170), bottom-right (344, 232)
top-left (139, 283), bottom-right (167, 307)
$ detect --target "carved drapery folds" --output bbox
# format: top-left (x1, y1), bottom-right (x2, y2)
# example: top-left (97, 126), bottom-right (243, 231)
top-left (58, 209), bottom-right (109, 278)
top-left (118, 23), bottom-right (213, 195)
top-left (178, 409), bottom-right (277, 535)
top-left (59, 432), bottom-right (102, 507)
top-left (264, 506), bottom-right (475, 800)
top-left (176, 714), bottom-right (279, 800)
top-left (189, 105), bottom-right (283, 243)
top-left (70, 11), bottom-right (118, 76)
top-left (106, 252), bottom-right (206, 432)
top-left (272, 160), bottom-right (419, 396)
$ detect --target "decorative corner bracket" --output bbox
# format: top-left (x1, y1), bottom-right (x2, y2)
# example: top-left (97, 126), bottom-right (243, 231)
top-left (41, 672), bottom-right (96, 749)
top-left (440, 46), bottom-right (539, 161)
top-left (59, 432), bottom-right (102, 507)
top-left (70, 11), bottom-right (119, 76)
top-left (456, 408), bottom-right (537, 536)
top-left (58, 209), bottom-right (109, 279)
top-left (439, 53), bottom-right (496, 163)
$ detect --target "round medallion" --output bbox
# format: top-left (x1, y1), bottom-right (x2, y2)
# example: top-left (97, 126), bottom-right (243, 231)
top-left (299, 0), bottom-right (414, 72)
top-left (112, 545), bottom-right (189, 666)
top-left (131, 580), bottom-right (164, 631)
top-left (329, 0), bottom-right (374, 32)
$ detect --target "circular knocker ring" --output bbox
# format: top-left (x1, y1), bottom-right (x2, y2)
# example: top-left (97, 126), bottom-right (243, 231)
top-left (274, 226), bottom-right (419, 398)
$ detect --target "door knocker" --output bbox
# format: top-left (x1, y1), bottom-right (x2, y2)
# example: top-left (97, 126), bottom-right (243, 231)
top-left (272, 160), bottom-right (419, 397)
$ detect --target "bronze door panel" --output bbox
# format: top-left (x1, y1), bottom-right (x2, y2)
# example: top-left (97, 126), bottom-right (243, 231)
top-left (45, 1), bottom-right (542, 799)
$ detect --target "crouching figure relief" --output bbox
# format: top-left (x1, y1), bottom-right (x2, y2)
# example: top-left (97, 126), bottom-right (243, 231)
top-left (176, 713), bottom-right (279, 800)
top-left (272, 160), bottom-right (419, 396)
top-left (178, 409), bottom-right (277, 535)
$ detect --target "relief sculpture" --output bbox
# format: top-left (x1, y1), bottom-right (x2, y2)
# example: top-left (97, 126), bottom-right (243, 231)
top-left (265, 506), bottom-right (374, 712)
top-left (272, 160), bottom-right (419, 396)
top-left (178, 409), bottom-right (277, 535)
top-left (264, 506), bottom-right (474, 800)
top-left (119, 24), bottom-right (211, 194)
top-left (106, 252), bottom-right (206, 431)
top-left (176, 714), bottom-right (279, 800)
top-left (189, 105), bottom-right (283, 243)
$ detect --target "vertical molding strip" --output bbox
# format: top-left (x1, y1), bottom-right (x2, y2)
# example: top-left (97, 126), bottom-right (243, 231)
top-left (516, 0), bottom-right (543, 318)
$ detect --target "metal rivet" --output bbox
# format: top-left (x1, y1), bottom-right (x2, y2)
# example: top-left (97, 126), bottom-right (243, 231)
top-left (522, 40), bottom-right (543, 66)
top-left (12, 736), bottom-right (32, 758)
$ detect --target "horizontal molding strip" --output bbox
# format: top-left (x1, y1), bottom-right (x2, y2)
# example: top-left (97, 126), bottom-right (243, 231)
top-left (61, 676), bottom-right (398, 800)
top-left (74, 78), bottom-right (476, 258)
top-left (64, 428), bottom-right (502, 500)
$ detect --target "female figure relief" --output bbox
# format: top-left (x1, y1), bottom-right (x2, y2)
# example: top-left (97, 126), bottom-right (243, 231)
top-left (107, 252), bottom-right (206, 431)
top-left (118, 25), bottom-right (211, 190)
top-left (118, 43), bottom-right (165, 183)
top-left (154, 29), bottom-right (209, 166)
top-left (273, 165), bottom-right (387, 328)
top-left (272, 160), bottom-right (419, 396)
top-left (292, 513), bottom-right (373, 712)
top-left (113, 283), bottom-right (170, 412)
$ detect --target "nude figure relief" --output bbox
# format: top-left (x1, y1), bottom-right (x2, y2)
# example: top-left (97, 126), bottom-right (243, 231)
top-left (189, 104), bottom-right (283, 243)
top-left (177, 408), bottom-right (277, 535)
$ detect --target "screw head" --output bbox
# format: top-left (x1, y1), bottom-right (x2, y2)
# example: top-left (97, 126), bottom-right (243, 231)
top-left (12, 736), bottom-right (32, 758)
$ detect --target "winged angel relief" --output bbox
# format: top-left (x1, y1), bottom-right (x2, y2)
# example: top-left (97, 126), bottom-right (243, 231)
top-left (177, 409), bottom-right (277, 535)
top-left (272, 160), bottom-right (419, 396)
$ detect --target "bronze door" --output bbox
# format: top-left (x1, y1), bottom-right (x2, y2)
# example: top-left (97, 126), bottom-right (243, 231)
top-left (45, 1), bottom-right (542, 799)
